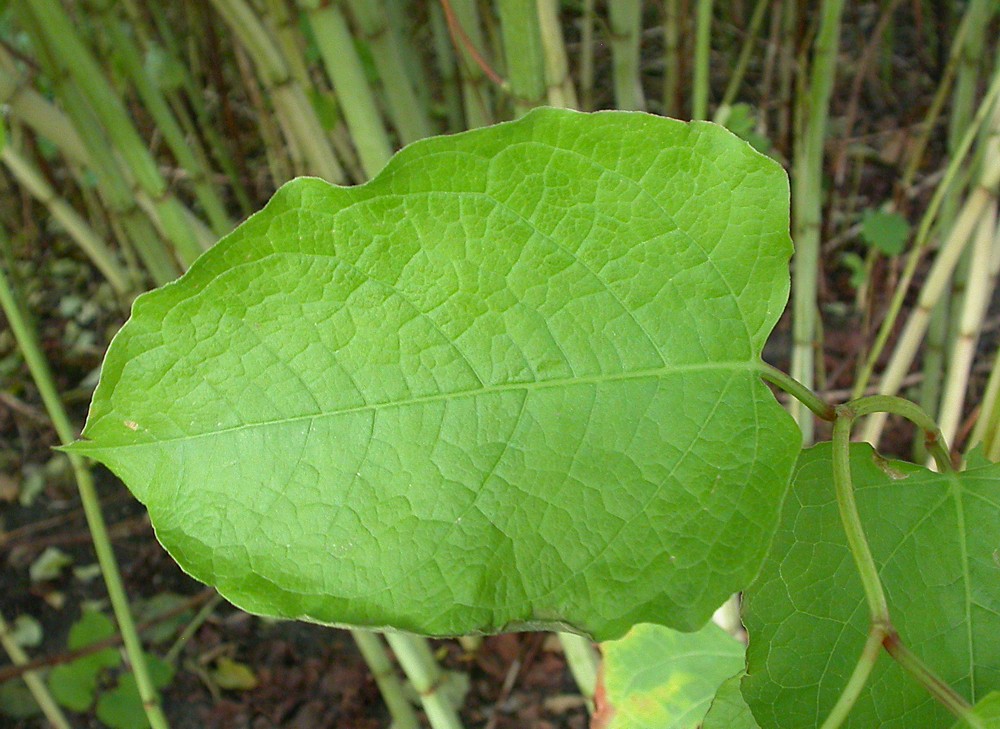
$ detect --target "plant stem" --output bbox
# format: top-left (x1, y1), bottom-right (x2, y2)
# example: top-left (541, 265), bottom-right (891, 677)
top-left (831, 410), bottom-right (890, 622)
top-left (858, 185), bottom-right (990, 441)
top-left (558, 633), bottom-right (599, 712)
top-left (853, 62), bottom-right (1000, 409)
top-left (440, 0), bottom-right (495, 127)
top-left (661, 0), bottom-right (679, 116)
top-left (537, 0), bottom-right (578, 109)
top-left (232, 45), bottom-right (291, 185)
top-left (828, 0), bottom-right (902, 186)
top-left (848, 395), bottom-right (954, 472)
top-left (1, 143), bottom-right (132, 296)
top-left (936, 200), bottom-right (997, 452)
top-left (384, 633), bottom-right (465, 729)
top-left (0, 243), bottom-right (170, 729)
top-left (262, 0), bottom-right (313, 89)
top-left (947, 0), bottom-right (993, 157)
top-left (0, 54), bottom-right (90, 168)
top-left (789, 0), bottom-right (846, 444)
top-left (300, 0), bottom-right (394, 179)
top-left (347, 0), bottom-right (433, 144)
top-left (0, 611), bottom-right (73, 729)
top-left (97, 4), bottom-right (232, 236)
top-left (774, 0), bottom-right (798, 151)
top-left (496, 0), bottom-right (547, 116)
top-left (970, 344), bottom-right (1000, 460)
top-left (819, 625), bottom-right (886, 729)
top-left (209, 0), bottom-right (345, 182)
top-left (813, 399), bottom-right (967, 727)
top-left (713, 0), bottom-right (768, 126)
top-left (934, 1), bottom-right (996, 453)
top-left (883, 632), bottom-right (975, 719)
top-left (431, 2), bottom-right (464, 130)
top-left (817, 408), bottom-right (895, 729)
top-left (22, 0), bottom-right (206, 265)
top-left (580, 0), bottom-right (596, 111)
top-left (608, 0), bottom-right (644, 110)
top-left (915, 297), bottom-right (950, 461)
top-left (2, 23), bottom-right (179, 285)
top-left (163, 593), bottom-right (224, 666)
top-left (692, 0), bottom-right (714, 119)
top-left (352, 630), bottom-right (421, 729)
top-left (143, 0), bottom-right (254, 215)
top-left (386, 0), bottom-right (434, 113)
top-left (899, 9), bottom-right (973, 190)
top-left (757, 363), bottom-right (837, 422)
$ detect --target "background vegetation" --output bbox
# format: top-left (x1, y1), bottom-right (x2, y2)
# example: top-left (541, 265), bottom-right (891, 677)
top-left (0, 1), bottom-right (998, 727)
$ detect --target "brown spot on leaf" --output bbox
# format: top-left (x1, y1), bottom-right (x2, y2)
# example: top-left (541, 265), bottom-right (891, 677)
top-left (872, 451), bottom-right (909, 480)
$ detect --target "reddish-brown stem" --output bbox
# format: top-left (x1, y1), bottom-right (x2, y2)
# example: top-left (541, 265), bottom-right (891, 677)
top-left (883, 630), bottom-right (973, 717)
top-left (438, 0), bottom-right (506, 87)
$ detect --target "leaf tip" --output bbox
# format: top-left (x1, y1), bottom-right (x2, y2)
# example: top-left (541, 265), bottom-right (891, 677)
top-left (55, 439), bottom-right (98, 458)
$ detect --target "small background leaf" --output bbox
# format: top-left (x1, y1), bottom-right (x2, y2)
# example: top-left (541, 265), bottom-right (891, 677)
top-left (96, 656), bottom-right (174, 729)
top-left (66, 609), bottom-right (118, 651)
top-left (8, 614), bottom-right (43, 648)
top-left (29, 546), bottom-right (73, 582)
top-left (210, 656), bottom-right (258, 691)
top-left (744, 443), bottom-right (1000, 728)
top-left (48, 610), bottom-right (121, 712)
top-left (721, 103), bottom-right (772, 155)
top-left (860, 209), bottom-right (909, 256)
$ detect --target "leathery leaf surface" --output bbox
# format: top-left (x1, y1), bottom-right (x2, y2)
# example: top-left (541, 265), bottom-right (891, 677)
top-left (70, 108), bottom-right (798, 640)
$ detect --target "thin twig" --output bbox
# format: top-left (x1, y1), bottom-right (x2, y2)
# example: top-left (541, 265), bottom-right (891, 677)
top-left (439, 0), bottom-right (506, 87)
top-left (0, 492), bottom-right (134, 549)
top-left (0, 391), bottom-right (50, 425)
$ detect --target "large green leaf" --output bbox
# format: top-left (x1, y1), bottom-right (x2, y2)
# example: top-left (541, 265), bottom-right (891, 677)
top-left (69, 108), bottom-right (798, 640)
top-left (744, 443), bottom-right (1000, 727)
top-left (598, 622), bottom-right (745, 729)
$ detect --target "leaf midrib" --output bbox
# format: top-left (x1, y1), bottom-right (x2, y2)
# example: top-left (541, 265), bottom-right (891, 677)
top-left (83, 360), bottom-right (758, 450)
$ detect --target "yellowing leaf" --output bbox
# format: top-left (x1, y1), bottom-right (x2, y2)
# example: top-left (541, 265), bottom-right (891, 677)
top-left (599, 622), bottom-right (745, 729)
top-left (211, 657), bottom-right (258, 691)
